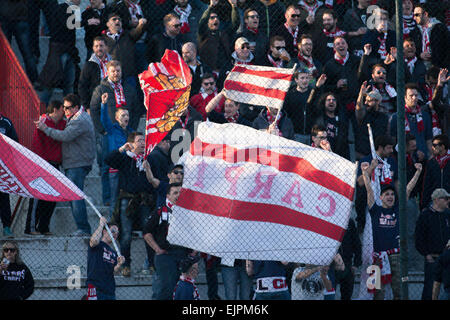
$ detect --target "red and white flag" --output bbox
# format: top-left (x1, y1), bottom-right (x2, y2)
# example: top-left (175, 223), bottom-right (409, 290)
top-left (139, 50), bottom-right (192, 156)
top-left (168, 122), bottom-right (357, 265)
top-left (0, 133), bottom-right (85, 201)
top-left (223, 65), bottom-right (295, 110)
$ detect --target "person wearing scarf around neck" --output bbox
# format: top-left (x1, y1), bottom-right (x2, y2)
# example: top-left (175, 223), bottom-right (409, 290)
top-left (311, 9), bottom-right (347, 66)
top-left (204, 89), bottom-right (252, 126)
top-left (262, 35), bottom-right (291, 68)
top-left (361, 159), bottom-right (422, 300)
top-left (413, 4), bottom-right (450, 69)
top-left (190, 73), bottom-right (221, 120)
top-left (36, 94), bottom-right (96, 236)
top-left (181, 42), bottom-right (213, 97)
top-left (422, 67), bottom-right (450, 137)
top-left (234, 8), bottom-right (270, 65)
top-left (272, 5), bottom-right (302, 58)
top-left (104, 132), bottom-right (154, 277)
top-left (389, 83), bottom-right (433, 159)
top-left (173, 255), bottom-right (201, 300)
top-left (420, 134), bottom-right (450, 210)
top-left (252, 106), bottom-right (295, 140)
top-left (361, 8), bottom-right (396, 63)
top-left (79, 36), bottom-right (112, 112)
top-left (216, 37), bottom-right (254, 90)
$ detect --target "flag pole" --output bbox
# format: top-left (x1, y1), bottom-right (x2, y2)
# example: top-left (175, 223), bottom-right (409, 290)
top-left (273, 64), bottom-right (297, 126)
top-left (84, 196), bottom-right (121, 256)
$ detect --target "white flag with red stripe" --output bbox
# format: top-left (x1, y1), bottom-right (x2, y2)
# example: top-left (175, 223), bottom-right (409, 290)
top-left (0, 133), bottom-right (85, 201)
top-left (223, 65), bottom-right (295, 110)
top-left (168, 122), bottom-right (357, 265)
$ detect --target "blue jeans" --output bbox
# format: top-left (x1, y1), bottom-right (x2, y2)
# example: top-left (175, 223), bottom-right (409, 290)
top-left (96, 290), bottom-right (116, 300)
top-left (221, 264), bottom-right (253, 300)
top-left (0, 20), bottom-right (38, 83)
top-left (254, 290), bottom-right (291, 300)
top-left (39, 52), bottom-right (76, 105)
top-left (422, 260), bottom-right (437, 300)
top-left (118, 199), bottom-right (150, 267)
top-left (152, 247), bottom-right (187, 300)
top-left (65, 166), bottom-right (92, 234)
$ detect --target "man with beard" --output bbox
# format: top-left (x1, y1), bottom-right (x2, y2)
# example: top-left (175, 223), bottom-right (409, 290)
top-left (235, 8), bottom-right (269, 65)
top-left (182, 42), bottom-right (212, 97)
top-left (288, 34), bottom-right (322, 79)
top-left (354, 82), bottom-right (389, 160)
top-left (312, 92), bottom-right (350, 159)
top-left (411, 3), bottom-right (450, 69)
top-left (79, 36), bottom-right (111, 112)
top-left (197, 0), bottom-right (240, 75)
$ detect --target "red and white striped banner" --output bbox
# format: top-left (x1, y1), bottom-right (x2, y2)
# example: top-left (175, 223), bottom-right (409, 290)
top-left (0, 133), bottom-right (85, 201)
top-left (223, 65), bottom-right (295, 110)
top-left (168, 122), bottom-right (357, 265)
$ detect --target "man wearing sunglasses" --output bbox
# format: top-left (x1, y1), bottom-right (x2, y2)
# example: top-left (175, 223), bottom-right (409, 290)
top-left (420, 134), bottom-right (450, 210)
top-left (190, 73), bottom-right (221, 120)
top-left (148, 13), bottom-right (184, 63)
top-left (262, 35), bottom-right (291, 68)
top-left (415, 188), bottom-right (450, 300)
top-left (273, 5), bottom-right (302, 58)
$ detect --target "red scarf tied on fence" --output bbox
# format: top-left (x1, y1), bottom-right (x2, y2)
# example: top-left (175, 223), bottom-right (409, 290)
top-left (405, 104), bottom-right (424, 133)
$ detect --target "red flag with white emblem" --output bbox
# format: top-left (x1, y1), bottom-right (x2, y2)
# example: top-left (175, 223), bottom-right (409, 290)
top-left (0, 133), bottom-right (85, 201)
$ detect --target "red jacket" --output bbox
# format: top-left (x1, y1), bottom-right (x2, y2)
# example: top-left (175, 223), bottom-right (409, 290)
top-left (32, 114), bottom-right (66, 164)
top-left (190, 93), bottom-right (224, 120)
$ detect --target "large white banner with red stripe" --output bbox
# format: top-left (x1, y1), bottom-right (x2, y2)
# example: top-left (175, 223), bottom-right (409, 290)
top-left (223, 65), bottom-right (295, 110)
top-left (0, 133), bottom-right (85, 201)
top-left (168, 122), bottom-right (357, 265)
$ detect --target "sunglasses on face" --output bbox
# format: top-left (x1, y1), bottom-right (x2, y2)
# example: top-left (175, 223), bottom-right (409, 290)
top-left (203, 82), bottom-right (215, 86)
top-left (172, 170), bottom-right (184, 175)
top-left (275, 46), bottom-right (285, 50)
top-left (3, 248), bottom-right (16, 253)
top-left (63, 105), bottom-right (73, 110)
top-left (432, 143), bottom-right (443, 148)
top-left (209, 16), bottom-right (219, 20)
top-left (241, 45), bottom-right (250, 49)
top-left (413, 13), bottom-right (422, 17)
top-left (291, 14), bottom-right (300, 18)
top-left (316, 136), bottom-right (327, 140)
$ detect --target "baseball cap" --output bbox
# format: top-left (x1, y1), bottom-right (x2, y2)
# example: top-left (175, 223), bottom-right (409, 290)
top-left (179, 255), bottom-right (200, 273)
top-left (431, 188), bottom-right (450, 200)
top-left (235, 37), bottom-right (249, 49)
top-left (380, 184), bottom-right (396, 195)
top-left (367, 90), bottom-right (382, 101)
top-left (168, 163), bottom-right (184, 173)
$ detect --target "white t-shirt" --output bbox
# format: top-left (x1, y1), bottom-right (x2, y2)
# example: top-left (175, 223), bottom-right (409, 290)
top-left (291, 266), bottom-right (328, 300)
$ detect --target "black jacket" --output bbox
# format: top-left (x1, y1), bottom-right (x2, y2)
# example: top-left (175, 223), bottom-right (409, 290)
top-left (207, 110), bottom-right (252, 127)
top-left (147, 32), bottom-right (185, 64)
top-left (252, 109), bottom-right (295, 140)
top-left (421, 157), bottom-right (450, 209)
top-left (434, 248), bottom-right (450, 290)
top-left (81, 6), bottom-right (108, 51)
top-left (104, 150), bottom-right (153, 194)
top-left (78, 59), bottom-right (102, 109)
top-left (234, 29), bottom-right (269, 66)
top-left (0, 263), bottom-right (34, 300)
top-left (147, 146), bottom-right (171, 181)
top-left (415, 207), bottom-right (450, 257)
top-left (338, 218), bottom-right (362, 270)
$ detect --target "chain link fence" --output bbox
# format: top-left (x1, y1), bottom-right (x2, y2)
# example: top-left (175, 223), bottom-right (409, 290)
top-left (0, 0), bottom-right (449, 301)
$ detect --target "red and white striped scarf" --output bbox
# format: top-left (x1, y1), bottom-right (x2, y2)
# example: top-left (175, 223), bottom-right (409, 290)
top-left (267, 54), bottom-right (283, 68)
top-left (297, 53), bottom-right (316, 72)
top-left (108, 79), bottom-right (127, 108)
top-left (334, 51), bottom-right (349, 65)
top-left (418, 23), bottom-right (431, 54)
top-left (174, 275), bottom-right (200, 300)
top-left (374, 154), bottom-right (393, 185)
top-left (284, 23), bottom-right (299, 48)
top-left (125, 0), bottom-right (143, 20)
top-left (226, 111), bottom-right (239, 123)
top-left (405, 104), bottom-right (424, 133)
top-left (405, 56), bottom-right (417, 74)
top-left (126, 151), bottom-right (145, 171)
top-left (299, 0), bottom-right (322, 15)
top-left (246, 26), bottom-right (258, 34)
top-left (435, 150), bottom-right (450, 169)
top-left (424, 84), bottom-right (442, 136)
top-left (179, 109), bottom-right (190, 129)
top-left (323, 27), bottom-right (346, 38)
top-left (173, 4), bottom-right (192, 34)
top-left (377, 32), bottom-right (388, 59)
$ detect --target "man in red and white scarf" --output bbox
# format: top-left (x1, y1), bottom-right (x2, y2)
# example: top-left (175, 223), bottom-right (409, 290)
top-left (424, 67), bottom-right (450, 137)
top-left (265, 36), bottom-right (291, 68)
top-left (296, 34), bottom-right (319, 77)
top-left (278, 5), bottom-right (302, 57)
top-left (173, 0), bottom-right (192, 34)
top-left (106, 61), bottom-right (127, 109)
top-left (190, 73), bottom-right (220, 120)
